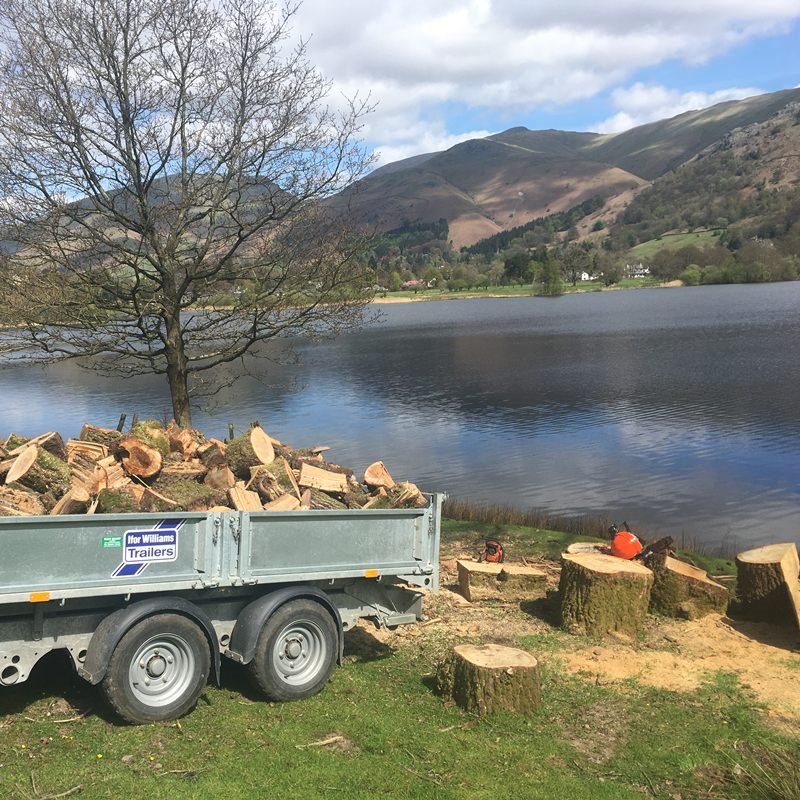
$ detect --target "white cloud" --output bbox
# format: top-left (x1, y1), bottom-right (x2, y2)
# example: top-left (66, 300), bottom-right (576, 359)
top-left (289, 0), bottom-right (800, 162)
top-left (594, 83), bottom-right (766, 133)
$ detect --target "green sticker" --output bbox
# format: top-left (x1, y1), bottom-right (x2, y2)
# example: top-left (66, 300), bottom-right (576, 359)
top-left (102, 536), bottom-right (123, 548)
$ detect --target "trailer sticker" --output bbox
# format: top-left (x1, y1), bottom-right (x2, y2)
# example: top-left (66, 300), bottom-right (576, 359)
top-left (102, 536), bottom-right (123, 548)
top-left (111, 519), bottom-right (184, 578)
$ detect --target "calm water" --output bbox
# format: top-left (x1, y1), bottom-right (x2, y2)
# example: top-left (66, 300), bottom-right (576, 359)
top-left (2, 283), bottom-right (799, 550)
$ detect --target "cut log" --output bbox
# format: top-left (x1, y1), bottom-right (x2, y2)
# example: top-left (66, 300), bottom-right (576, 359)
top-left (116, 435), bottom-right (163, 479)
top-left (197, 439), bottom-right (228, 468)
top-left (4, 444), bottom-right (71, 501)
top-left (204, 465), bottom-right (236, 491)
top-left (226, 426), bottom-right (275, 478)
top-left (264, 493), bottom-right (301, 511)
top-left (306, 487), bottom-right (347, 510)
top-left (166, 422), bottom-right (201, 460)
top-left (559, 552), bottom-right (653, 637)
top-left (49, 487), bottom-right (92, 516)
top-left (363, 461), bottom-right (395, 489)
top-left (65, 439), bottom-right (109, 463)
top-left (0, 486), bottom-right (46, 516)
top-left (645, 553), bottom-right (729, 619)
top-left (71, 454), bottom-right (131, 494)
top-left (228, 482), bottom-right (263, 512)
top-left (389, 481), bottom-right (426, 508)
top-left (248, 458), bottom-right (300, 500)
top-left (735, 543), bottom-right (800, 628)
top-left (79, 424), bottom-right (122, 448)
top-left (457, 560), bottom-right (547, 602)
top-left (160, 460), bottom-right (208, 480)
top-left (298, 462), bottom-right (348, 494)
top-left (436, 644), bottom-right (541, 715)
top-left (95, 487), bottom-right (142, 514)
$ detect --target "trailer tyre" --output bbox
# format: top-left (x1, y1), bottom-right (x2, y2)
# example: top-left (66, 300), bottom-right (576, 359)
top-left (101, 614), bottom-right (210, 724)
top-left (248, 599), bottom-right (337, 702)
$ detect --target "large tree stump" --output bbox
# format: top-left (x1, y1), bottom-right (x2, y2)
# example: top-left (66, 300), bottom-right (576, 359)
top-left (735, 543), bottom-right (800, 628)
top-left (559, 553), bottom-right (653, 637)
top-left (645, 554), bottom-right (729, 619)
top-left (457, 560), bottom-right (547, 602)
top-left (436, 644), bottom-right (541, 715)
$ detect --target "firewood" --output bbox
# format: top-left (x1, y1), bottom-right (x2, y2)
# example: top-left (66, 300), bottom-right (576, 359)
top-left (559, 552), bottom-right (653, 637)
top-left (197, 438), bottom-right (228, 468)
top-left (4, 443), bottom-right (71, 502)
top-left (436, 644), bottom-right (541, 715)
top-left (96, 487), bottom-right (143, 514)
top-left (363, 461), bottom-right (395, 489)
top-left (735, 543), bottom-right (800, 628)
top-left (227, 426), bottom-right (275, 478)
top-left (160, 460), bottom-right (208, 480)
top-left (65, 439), bottom-right (109, 463)
top-left (0, 485), bottom-right (46, 516)
top-left (264, 493), bottom-right (301, 511)
top-left (166, 421), bottom-right (201, 460)
top-left (79, 424), bottom-right (122, 448)
top-left (49, 487), bottom-right (92, 516)
top-left (116, 435), bottom-right (163, 479)
top-left (300, 488), bottom-right (312, 509)
top-left (644, 553), bottom-right (729, 619)
top-left (204, 465), bottom-right (236, 491)
top-left (389, 481), bottom-right (426, 508)
top-left (228, 482), bottom-right (263, 512)
top-left (298, 462), bottom-right (348, 494)
top-left (306, 488), bottom-right (347, 510)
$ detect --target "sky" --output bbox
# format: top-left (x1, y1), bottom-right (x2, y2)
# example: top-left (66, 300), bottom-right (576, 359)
top-left (290, 0), bottom-right (800, 167)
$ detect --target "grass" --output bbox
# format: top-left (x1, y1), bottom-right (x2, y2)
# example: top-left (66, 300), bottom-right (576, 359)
top-left (0, 636), bottom-right (789, 800)
top-left (629, 229), bottom-right (724, 259)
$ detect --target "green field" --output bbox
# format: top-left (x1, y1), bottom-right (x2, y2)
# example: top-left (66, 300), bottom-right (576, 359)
top-left (629, 230), bottom-right (724, 260)
top-left (0, 522), bottom-right (791, 800)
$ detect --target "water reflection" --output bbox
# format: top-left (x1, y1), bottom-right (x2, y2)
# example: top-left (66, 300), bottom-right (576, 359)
top-left (1, 283), bottom-right (799, 550)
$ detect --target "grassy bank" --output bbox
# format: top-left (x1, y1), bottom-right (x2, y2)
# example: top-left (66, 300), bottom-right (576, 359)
top-left (0, 520), bottom-right (792, 800)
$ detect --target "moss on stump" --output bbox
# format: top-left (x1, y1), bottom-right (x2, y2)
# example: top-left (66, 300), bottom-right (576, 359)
top-left (559, 553), bottom-right (653, 637)
top-left (436, 644), bottom-right (541, 716)
top-left (645, 553), bottom-right (729, 619)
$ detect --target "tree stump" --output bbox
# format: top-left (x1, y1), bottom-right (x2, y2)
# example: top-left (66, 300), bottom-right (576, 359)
top-left (457, 560), bottom-right (548, 602)
top-left (559, 553), bottom-right (653, 637)
top-left (436, 644), bottom-right (541, 715)
top-left (735, 543), bottom-right (800, 628)
top-left (645, 554), bottom-right (729, 619)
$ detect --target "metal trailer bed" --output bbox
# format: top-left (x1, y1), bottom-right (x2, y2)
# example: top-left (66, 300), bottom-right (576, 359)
top-left (0, 494), bottom-right (442, 723)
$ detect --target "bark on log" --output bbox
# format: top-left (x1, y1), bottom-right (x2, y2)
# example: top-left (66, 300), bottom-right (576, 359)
top-left (197, 439), bottom-right (228, 468)
top-left (559, 553), bottom-right (653, 637)
top-left (436, 644), bottom-right (541, 715)
top-left (79, 424), bottom-right (122, 448)
top-left (116, 435), bottom-right (163, 479)
top-left (5, 444), bottom-right (71, 501)
top-left (735, 543), bottom-right (800, 628)
top-left (166, 422), bottom-right (201, 460)
top-left (204, 465), bottom-right (236, 491)
top-left (227, 426), bottom-right (275, 478)
top-left (363, 461), bottom-right (395, 489)
top-left (49, 487), bottom-right (91, 516)
top-left (0, 486), bottom-right (46, 516)
top-left (645, 553), bottom-right (729, 619)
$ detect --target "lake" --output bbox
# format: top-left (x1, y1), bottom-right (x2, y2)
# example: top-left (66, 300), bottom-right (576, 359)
top-left (2, 283), bottom-right (799, 551)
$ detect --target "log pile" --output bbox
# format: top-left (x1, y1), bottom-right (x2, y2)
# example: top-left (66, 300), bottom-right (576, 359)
top-left (0, 421), bottom-right (429, 516)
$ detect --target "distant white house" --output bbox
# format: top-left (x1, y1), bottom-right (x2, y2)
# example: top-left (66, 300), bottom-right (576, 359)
top-left (580, 271), bottom-right (596, 281)
top-left (625, 262), bottom-right (650, 278)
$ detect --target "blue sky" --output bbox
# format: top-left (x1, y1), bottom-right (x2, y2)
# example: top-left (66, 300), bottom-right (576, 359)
top-left (292, 1), bottom-right (800, 165)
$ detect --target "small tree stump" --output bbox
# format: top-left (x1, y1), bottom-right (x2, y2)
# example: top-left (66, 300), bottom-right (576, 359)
top-left (436, 644), bottom-right (541, 715)
top-left (735, 543), bottom-right (800, 628)
top-left (645, 553), bottom-right (729, 619)
top-left (559, 553), bottom-right (653, 637)
top-left (457, 560), bottom-right (547, 602)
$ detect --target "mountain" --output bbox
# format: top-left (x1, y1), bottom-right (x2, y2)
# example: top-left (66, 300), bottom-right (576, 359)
top-left (339, 87), bottom-right (800, 248)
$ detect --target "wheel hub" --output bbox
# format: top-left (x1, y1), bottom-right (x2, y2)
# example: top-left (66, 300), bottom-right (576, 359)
top-left (146, 654), bottom-right (167, 678)
top-left (284, 637), bottom-right (303, 660)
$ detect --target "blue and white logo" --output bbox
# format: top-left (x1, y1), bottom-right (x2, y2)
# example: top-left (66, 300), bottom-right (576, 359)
top-left (112, 519), bottom-right (183, 578)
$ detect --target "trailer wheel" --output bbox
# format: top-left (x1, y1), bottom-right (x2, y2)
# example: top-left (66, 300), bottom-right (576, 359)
top-left (248, 599), bottom-right (337, 702)
top-left (101, 614), bottom-right (210, 724)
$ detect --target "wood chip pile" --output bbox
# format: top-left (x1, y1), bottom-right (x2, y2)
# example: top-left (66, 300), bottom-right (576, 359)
top-left (0, 421), bottom-right (428, 517)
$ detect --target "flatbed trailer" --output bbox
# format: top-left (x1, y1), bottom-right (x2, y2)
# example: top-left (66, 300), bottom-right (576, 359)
top-left (0, 494), bottom-right (442, 723)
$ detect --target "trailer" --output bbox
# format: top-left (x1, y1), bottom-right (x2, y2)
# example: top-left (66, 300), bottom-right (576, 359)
top-left (0, 494), bottom-right (442, 723)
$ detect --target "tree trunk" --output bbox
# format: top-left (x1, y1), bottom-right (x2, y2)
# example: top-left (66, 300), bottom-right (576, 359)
top-left (436, 644), bottom-right (541, 715)
top-left (559, 553), bottom-right (653, 637)
top-left (735, 543), bottom-right (800, 628)
top-left (164, 311), bottom-right (192, 428)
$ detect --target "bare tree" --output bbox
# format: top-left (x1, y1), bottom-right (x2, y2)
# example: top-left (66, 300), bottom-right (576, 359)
top-left (0, 0), bottom-right (374, 426)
